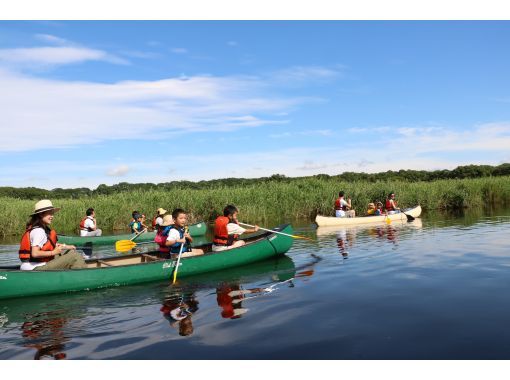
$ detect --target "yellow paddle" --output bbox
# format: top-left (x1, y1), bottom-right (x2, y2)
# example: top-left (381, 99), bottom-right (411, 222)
top-left (238, 222), bottom-right (314, 241)
top-left (115, 229), bottom-right (147, 252)
top-left (172, 227), bottom-right (188, 284)
top-left (385, 214), bottom-right (392, 225)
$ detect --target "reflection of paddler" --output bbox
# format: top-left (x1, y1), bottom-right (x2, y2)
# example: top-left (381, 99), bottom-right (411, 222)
top-left (21, 314), bottom-right (68, 360)
top-left (216, 284), bottom-right (249, 319)
top-left (161, 295), bottom-right (199, 336)
top-left (386, 225), bottom-right (397, 243)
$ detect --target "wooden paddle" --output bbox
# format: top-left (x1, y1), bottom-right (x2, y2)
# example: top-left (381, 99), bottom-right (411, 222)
top-left (172, 227), bottom-right (188, 284)
top-left (115, 229), bottom-right (147, 252)
top-left (238, 222), bottom-right (314, 241)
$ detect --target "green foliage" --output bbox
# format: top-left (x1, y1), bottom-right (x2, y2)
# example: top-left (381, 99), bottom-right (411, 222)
top-left (1, 164), bottom-right (509, 200)
top-left (0, 176), bottom-right (509, 239)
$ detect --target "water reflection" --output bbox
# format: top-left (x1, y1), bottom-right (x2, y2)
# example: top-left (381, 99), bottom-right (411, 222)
top-left (22, 312), bottom-right (69, 360)
top-left (0, 294), bottom-right (86, 360)
top-left (161, 293), bottom-right (199, 336)
top-left (316, 218), bottom-right (424, 256)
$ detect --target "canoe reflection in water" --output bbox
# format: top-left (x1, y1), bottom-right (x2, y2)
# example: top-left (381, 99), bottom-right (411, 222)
top-left (316, 218), bottom-right (423, 256)
top-left (21, 310), bottom-right (69, 360)
top-left (161, 293), bottom-right (199, 336)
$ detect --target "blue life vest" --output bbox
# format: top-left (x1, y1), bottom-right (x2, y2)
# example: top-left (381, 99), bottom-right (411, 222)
top-left (168, 226), bottom-right (189, 254)
top-left (130, 221), bottom-right (142, 233)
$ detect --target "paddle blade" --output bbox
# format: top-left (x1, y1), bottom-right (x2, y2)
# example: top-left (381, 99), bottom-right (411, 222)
top-left (385, 216), bottom-right (392, 225)
top-left (292, 235), bottom-right (314, 241)
top-left (115, 240), bottom-right (137, 252)
top-left (404, 213), bottom-right (415, 222)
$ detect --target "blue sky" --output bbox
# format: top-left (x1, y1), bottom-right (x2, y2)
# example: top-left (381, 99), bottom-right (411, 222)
top-left (1, 21), bottom-right (510, 189)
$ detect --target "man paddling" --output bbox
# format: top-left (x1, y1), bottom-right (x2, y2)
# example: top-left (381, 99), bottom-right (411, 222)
top-left (334, 191), bottom-right (355, 218)
top-left (79, 208), bottom-right (102, 237)
top-left (212, 205), bottom-right (259, 252)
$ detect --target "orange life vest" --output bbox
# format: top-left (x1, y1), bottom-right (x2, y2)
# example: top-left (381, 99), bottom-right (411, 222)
top-left (19, 226), bottom-right (57, 262)
top-left (213, 216), bottom-right (239, 246)
top-left (386, 199), bottom-right (395, 211)
top-left (79, 217), bottom-right (94, 232)
top-left (335, 198), bottom-right (347, 211)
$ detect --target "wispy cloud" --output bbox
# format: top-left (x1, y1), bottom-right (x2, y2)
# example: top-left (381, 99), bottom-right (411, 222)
top-left (34, 33), bottom-right (68, 45)
top-left (296, 160), bottom-right (329, 171)
top-left (107, 165), bottom-right (130, 177)
top-left (0, 46), bottom-right (129, 68)
top-left (0, 66), bottom-right (324, 152)
top-left (0, 34), bottom-right (129, 69)
top-left (170, 47), bottom-right (188, 54)
top-left (270, 129), bottom-right (333, 138)
top-left (269, 65), bottom-right (345, 85)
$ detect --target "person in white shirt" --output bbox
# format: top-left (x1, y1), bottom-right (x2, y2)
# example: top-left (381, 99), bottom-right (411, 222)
top-left (212, 205), bottom-right (259, 252)
top-left (334, 191), bottom-right (356, 218)
top-left (164, 209), bottom-right (204, 258)
top-left (152, 207), bottom-right (168, 231)
top-left (19, 199), bottom-right (86, 271)
top-left (79, 208), bottom-right (102, 237)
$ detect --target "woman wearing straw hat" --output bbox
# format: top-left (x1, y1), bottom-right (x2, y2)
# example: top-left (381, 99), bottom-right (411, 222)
top-left (152, 207), bottom-right (169, 231)
top-left (18, 200), bottom-right (87, 271)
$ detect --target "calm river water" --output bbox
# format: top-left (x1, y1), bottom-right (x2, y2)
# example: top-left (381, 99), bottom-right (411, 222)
top-left (1, 207), bottom-right (510, 359)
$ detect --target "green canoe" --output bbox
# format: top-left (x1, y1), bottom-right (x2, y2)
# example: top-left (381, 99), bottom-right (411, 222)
top-left (57, 221), bottom-right (207, 246)
top-left (0, 224), bottom-right (294, 299)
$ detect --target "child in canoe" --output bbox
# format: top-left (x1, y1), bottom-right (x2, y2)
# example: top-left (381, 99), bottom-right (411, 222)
top-left (155, 209), bottom-right (204, 259)
top-left (366, 203), bottom-right (376, 215)
top-left (375, 202), bottom-right (385, 216)
top-left (129, 211), bottom-right (147, 234)
top-left (152, 208), bottom-right (168, 231)
top-left (19, 200), bottom-right (86, 271)
top-left (212, 205), bottom-right (259, 252)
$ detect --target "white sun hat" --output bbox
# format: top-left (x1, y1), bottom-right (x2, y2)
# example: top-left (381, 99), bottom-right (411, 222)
top-left (30, 199), bottom-right (61, 216)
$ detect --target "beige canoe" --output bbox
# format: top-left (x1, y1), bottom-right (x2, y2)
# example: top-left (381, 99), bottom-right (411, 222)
top-left (315, 205), bottom-right (422, 227)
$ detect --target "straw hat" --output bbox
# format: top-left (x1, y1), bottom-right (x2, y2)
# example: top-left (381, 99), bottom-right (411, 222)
top-left (157, 207), bottom-right (168, 215)
top-left (31, 199), bottom-right (61, 216)
top-left (160, 215), bottom-right (174, 227)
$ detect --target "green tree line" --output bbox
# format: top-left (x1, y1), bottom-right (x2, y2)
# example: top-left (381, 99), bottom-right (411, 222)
top-left (1, 163), bottom-right (510, 200)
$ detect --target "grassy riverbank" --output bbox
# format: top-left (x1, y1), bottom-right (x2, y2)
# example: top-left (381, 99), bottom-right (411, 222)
top-left (0, 176), bottom-right (509, 237)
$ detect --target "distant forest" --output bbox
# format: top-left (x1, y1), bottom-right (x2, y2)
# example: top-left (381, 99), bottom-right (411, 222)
top-left (2, 163), bottom-right (510, 200)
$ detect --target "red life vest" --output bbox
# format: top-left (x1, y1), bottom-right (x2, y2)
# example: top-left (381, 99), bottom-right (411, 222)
top-left (154, 226), bottom-right (171, 254)
top-left (79, 217), bottom-right (94, 232)
top-left (213, 216), bottom-right (239, 246)
top-left (152, 216), bottom-right (158, 229)
top-left (385, 199), bottom-right (394, 211)
top-left (19, 226), bottom-right (57, 262)
top-left (335, 198), bottom-right (347, 211)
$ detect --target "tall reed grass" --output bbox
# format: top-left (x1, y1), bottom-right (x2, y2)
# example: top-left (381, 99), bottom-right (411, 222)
top-left (0, 176), bottom-right (509, 238)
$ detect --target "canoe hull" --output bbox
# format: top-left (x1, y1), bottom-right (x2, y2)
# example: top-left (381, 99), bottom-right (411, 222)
top-left (315, 205), bottom-right (422, 227)
top-left (57, 221), bottom-right (207, 246)
top-left (0, 225), bottom-right (294, 300)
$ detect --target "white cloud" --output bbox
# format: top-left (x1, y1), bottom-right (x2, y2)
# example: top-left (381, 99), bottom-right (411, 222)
top-left (269, 65), bottom-right (345, 85)
top-left (0, 46), bottom-right (129, 68)
top-left (0, 68), bottom-right (314, 152)
top-left (170, 48), bottom-right (188, 54)
top-left (296, 160), bottom-right (329, 171)
top-left (34, 33), bottom-right (68, 45)
top-left (270, 129), bottom-right (333, 138)
top-left (107, 165), bottom-right (130, 177)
